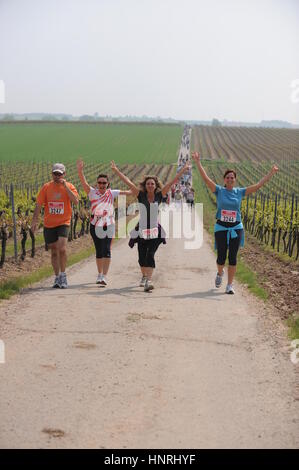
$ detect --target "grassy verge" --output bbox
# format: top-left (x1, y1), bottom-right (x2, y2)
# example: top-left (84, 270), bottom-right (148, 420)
top-left (0, 244), bottom-right (95, 300)
top-left (286, 316), bottom-right (299, 340)
top-left (192, 171), bottom-right (268, 300)
top-left (234, 258), bottom-right (268, 300)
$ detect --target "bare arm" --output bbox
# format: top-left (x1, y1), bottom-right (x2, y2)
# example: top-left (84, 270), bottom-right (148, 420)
top-left (161, 163), bottom-right (191, 197)
top-left (191, 152), bottom-right (216, 192)
top-left (30, 204), bottom-right (42, 233)
top-left (245, 165), bottom-right (279, 195)
top-left (119, 190), bottom-right (134, 196)
top-left (63, 181), bottom-right (79, 205)
top-left (111, 161), bottom-right (139, 197)
top-left (77, 158), bottom-right (91, 194)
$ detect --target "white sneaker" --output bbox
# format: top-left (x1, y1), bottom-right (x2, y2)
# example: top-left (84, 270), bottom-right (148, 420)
top-left (144, 279), bottom-right (154, 292)
top-left (226, 284), bottom-right (235, 294)
top-left (215, 270), bottom-right (224, 288)
top-left (52, 275), bottom-right (61, 288)
top-left (139, 276), bottom-right (147, 287)
top-left (96, 273), bottom-right (103, 284)
top-left (60, 273), bottom-right (68, 289)
top-left (99, 275), bottom-right (107, 287)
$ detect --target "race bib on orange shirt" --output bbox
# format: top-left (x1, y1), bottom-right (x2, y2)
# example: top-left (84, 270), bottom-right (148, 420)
top-left (48, 202), bottom-right (64, 215)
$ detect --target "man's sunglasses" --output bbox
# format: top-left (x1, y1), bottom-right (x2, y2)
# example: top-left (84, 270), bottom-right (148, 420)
top-left (53, 172), bottom-right (63, 176)
top-left (98, 181), bottom-right (108, 185)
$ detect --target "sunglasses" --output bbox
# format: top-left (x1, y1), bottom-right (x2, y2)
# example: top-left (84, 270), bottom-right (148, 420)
top-left (53, 172), bottom-right (63, 176)
top-left (98, 181), bottom-right (108, 185)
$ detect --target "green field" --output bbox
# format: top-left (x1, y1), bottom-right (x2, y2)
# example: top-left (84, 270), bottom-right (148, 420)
top-left (0, 122), bottom-right (182, 164)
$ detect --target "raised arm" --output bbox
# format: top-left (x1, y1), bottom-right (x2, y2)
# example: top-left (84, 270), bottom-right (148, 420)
top-left (77, 158), bottom-right (91, 194)
top-left (111, 161), bottom-right (139, 197)
top-left (161, 162), bottom-right (191, 197)
top-left (191, 152), bottom-right (216, 192)
top-left (119, 190), bottom-right (134, 196)
top-left (245, 165), bottom-right (279, 195)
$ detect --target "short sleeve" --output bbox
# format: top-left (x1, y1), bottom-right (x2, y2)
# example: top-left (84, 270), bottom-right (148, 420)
top-left (36, 185), bottom-right (47, 206)
top-left (238, 187), bottom-right (246, 199)
top-left (213, 184), bottom-right (221, 195)
top-left (67, 182), bottom-right (78, 198)
top-left (88, 187), bottom-right (96, 201)
top-left (111, 190), bottom-right (120, 200)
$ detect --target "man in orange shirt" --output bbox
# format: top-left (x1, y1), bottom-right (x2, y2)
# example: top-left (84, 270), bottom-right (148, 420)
top-left (31, 163), bottom-right (79, 288)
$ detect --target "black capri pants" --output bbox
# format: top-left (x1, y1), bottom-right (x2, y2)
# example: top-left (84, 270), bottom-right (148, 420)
top-left (215, 229), bottom-right (243, 266)
top-left (90, 223), bottom-right (113, 259)
top-left (137, 238), bottom-right (161, 268)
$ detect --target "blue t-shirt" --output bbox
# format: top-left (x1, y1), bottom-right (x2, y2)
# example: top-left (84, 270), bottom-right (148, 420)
top-left (214, 185), bottom-right (246, 222)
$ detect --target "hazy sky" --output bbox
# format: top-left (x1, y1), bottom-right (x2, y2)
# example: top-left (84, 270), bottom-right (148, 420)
top-left (1, 0), bottom-right (299, 122)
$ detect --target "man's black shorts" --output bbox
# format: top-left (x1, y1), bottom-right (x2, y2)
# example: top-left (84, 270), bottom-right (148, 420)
top-left (43, 225), bottom-right (69, 245)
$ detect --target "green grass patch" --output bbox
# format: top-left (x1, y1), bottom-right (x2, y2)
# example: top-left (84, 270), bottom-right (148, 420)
top-left (286, 316), bottom-right (299, 340)
top-left (0, 122), bottom-right (182, 164)
top-left (235, 257), bottom-right (268, 300)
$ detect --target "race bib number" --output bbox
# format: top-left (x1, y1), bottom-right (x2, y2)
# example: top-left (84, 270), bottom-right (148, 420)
top-left (94, 208), bottom-right (113, 227)
top-left (49, 202), bottom-right (64, 215)
top-left (142, 227), bottom-right (158, 240)
top-left (221, 209), bottom-right (237, 223)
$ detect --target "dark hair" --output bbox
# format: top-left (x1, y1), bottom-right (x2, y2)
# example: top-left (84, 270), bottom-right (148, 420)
top-left (97, 173), bottom-right (110, 188)
top-left (139, 175), bottom-right (162, 193)
top-left (223, 169), bottom-right (237, 179)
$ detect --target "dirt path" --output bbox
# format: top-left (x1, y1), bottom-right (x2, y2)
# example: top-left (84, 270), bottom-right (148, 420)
top-left (0, 220), bottom-right (298, 448)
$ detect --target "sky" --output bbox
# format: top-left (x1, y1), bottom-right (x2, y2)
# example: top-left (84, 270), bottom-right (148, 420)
top-left (0, 0), bottom-right (299, 123)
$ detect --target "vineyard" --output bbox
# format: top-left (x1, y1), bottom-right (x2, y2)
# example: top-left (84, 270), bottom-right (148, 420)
top-left (1, 122), bottom-right (299, 271)
top-left (192, 125), bottom-right (299, 163)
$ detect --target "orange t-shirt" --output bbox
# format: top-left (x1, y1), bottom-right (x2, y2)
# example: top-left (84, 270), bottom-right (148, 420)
top-left (37, 181), bottom-right (78, 228)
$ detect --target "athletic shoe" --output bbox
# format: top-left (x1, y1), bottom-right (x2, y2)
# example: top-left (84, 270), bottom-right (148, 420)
top-left (144, 279), bottom-right (154, 292)
top-left (215, 270), bottom-right (224, 288)
top-left (99, 276), bottom-right (107, 287)
top-left (52, 275), bottom-right (61, 288)
top-left (60, 273), bottom-right (68, 289)
top-left (139, 276), bottom-right (147, 287)
top-left (226, 284), bottom-right (235, 295)
top-left (96, 274), bottom-right (103, 284)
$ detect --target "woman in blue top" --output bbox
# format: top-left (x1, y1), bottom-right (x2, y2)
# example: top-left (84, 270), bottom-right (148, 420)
top-left (192, 151), bottom-right (278, 294)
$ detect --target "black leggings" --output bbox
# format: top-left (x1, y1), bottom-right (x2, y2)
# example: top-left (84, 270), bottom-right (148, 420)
top-left (137, 238), bottom-right (161, 268)
top-left (90, 224), bottom-right (113, 259)
top-left (215, 229), bottom-right (243, 266)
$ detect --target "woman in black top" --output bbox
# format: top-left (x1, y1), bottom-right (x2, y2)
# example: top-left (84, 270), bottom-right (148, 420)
top-left (111, 160), bottom-right (190, 291)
